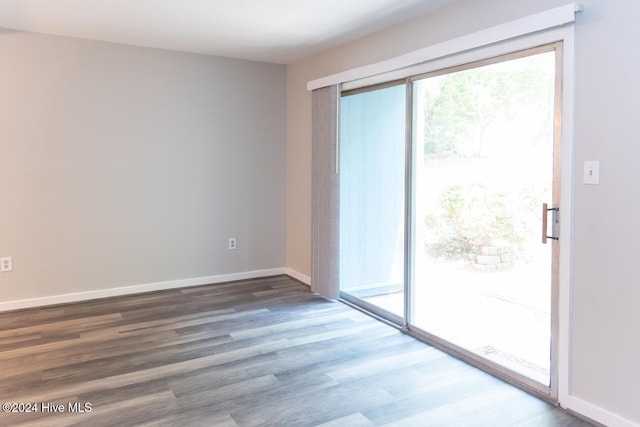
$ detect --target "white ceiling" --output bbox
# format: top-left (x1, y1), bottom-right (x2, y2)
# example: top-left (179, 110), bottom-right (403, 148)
top-left (0, 0), bottom-right (457, 64)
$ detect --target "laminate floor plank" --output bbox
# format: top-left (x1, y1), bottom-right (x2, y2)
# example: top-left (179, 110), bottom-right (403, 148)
top-left (315, 412), bottom-right (376, 427)
top-left (0, 313), bottom-right (123, 338)
top-left (0, 275), bottom-right (592, 426)
top-left (363, 371), bottom-right (511, 425)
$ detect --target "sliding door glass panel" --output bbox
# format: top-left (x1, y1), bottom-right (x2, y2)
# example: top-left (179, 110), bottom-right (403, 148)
top-left (411, 51), bottom-right (556, 384)
top-left (339, 84), bottom-right (406, 320)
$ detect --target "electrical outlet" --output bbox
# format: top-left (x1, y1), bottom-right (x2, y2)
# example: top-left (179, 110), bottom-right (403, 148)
top-left (1, 256), bottom-right (13, 272)
top-left (228, 238), bottom-right (237, 250)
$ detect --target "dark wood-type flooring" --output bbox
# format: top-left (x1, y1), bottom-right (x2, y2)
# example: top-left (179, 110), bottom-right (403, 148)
top-left (0, 275), bottom-right (591, 426)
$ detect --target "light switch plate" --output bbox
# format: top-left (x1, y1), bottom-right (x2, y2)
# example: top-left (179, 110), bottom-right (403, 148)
top-left (584, 160), bottom-right (600, 185)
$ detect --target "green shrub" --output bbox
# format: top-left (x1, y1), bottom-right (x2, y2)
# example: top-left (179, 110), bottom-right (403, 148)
top-left (425, 183), bottom-right (528, 261)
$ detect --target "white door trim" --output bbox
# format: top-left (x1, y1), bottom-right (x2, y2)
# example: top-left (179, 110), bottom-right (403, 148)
top-left (307, 3), bottom-right (582, 91)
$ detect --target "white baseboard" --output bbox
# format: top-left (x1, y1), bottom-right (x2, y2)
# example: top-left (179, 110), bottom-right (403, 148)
top-left (562, 395), bottom-right (638, 427)
top-left (0, 267), bottom-right (287, 313)
top-left (285, 268), bottom-right (311, 286)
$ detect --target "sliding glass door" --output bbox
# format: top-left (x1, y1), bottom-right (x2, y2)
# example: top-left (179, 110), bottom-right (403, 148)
top-left (410, 47), bottom-right (559, 386)
top-left (339, 83), bottom-right (406, 322)
top-left (338, 44), bottom-right (562, 394)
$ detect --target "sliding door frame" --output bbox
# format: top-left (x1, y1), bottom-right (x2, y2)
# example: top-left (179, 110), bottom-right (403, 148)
top-left (405, 43), bottom-right (563, 401)
top-left (339, 79), bottom-right (408, 328)
top-left (338, 32), bottom-right (574, 402)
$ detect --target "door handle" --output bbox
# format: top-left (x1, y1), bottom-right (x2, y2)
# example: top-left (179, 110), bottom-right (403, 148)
top-left (542, 203), bottom-right (559, 244)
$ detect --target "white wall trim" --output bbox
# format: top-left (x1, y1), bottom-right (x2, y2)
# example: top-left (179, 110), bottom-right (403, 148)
top-left (557, 24), bottom-right (576, 411)
top-left (285, 268), bottom-right (311, 286)
top-left (0, 268), bottom-right (287, 313)
top-left (563, 396), bottom-right (639, 427)
top-left (307, 2), bottom-right (582, 91)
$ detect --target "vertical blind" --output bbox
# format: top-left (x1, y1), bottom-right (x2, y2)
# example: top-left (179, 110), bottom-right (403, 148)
top-left (311, 85), bottom-right (340, 299)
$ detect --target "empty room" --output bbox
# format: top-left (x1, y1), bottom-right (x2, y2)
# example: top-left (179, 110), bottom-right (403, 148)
top-left (0, 1), bottom-right (638, 426)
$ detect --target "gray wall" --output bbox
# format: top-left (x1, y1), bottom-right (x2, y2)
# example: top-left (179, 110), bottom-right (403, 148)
top-left (286, 0), bottom-right (640, 424)
top-left (0, 30), bottom-right (286, 301)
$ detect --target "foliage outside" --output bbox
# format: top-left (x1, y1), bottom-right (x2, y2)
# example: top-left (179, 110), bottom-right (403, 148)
top-left (421, 53), bottom-right (555, 263)
top-left (424, 183), bottom-right (537, 262)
